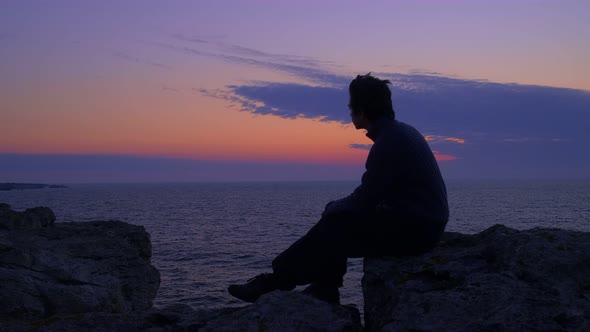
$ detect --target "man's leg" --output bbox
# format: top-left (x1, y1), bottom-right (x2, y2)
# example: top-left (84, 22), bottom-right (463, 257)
top-left (228, 212), bottom-right (377, 303)
top-left (272, 212), bottom-right (376, 287)
top-left (274, 212), bottom-right (381, 303)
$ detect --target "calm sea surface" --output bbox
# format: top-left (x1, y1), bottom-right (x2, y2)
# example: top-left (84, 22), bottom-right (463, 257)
top-left (1, 180), bottom-right (589, 311)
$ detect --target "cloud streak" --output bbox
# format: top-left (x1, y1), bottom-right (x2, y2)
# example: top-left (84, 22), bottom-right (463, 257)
top-left (173, 37), bottom-right (588, 142)
top-left (216, 75), bottom-right (590, 145)
top-left (150, 36), bottom-right (347, 86)
top-left (173, 33), bottom-right (338, 70)
top-left (425, 135), bottom-right (466, 145)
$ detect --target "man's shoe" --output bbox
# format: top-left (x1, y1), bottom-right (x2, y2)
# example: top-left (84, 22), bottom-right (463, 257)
top-left (301, 283), bottom-right (340, 304)
top-left (228, 273), bottom-right (293, 303)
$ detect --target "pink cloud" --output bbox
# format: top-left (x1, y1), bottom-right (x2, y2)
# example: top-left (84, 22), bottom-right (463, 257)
top-left (433, 151), bottom-right (457, 161)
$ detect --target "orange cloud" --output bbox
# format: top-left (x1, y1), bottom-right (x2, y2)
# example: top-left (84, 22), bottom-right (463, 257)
top-left (433, 151), bottom-right (457, 161)
top-left (425, 135), bottom-right (465, 144)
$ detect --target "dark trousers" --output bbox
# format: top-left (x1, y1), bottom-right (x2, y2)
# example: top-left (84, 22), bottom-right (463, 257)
top-left (271, 212), bottom-right (445, 287)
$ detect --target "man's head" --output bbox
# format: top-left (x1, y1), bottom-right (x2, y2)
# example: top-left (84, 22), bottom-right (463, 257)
top-left (348, 73), bottom-right (395, 129)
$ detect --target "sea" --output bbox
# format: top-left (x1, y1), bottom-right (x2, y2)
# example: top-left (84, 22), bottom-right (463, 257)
top-left (1, 180), bottom-right (589, 312)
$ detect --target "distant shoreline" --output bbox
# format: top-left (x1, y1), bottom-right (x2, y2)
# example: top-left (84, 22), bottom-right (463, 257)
top-left (0, 183), bottom-right (68, 191)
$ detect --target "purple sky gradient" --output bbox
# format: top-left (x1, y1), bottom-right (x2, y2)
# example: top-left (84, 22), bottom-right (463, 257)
top-left (1, 0), bottom-right (589, 182)
top-left (3, 0), bottom-right (588, 89)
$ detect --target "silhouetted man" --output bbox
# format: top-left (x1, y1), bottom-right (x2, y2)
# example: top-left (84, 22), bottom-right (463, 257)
top-left (228, 73), bottom-right (449, 304)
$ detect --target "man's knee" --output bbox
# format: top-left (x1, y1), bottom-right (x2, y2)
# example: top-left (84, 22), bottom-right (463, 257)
top-left (319, 211), bottom-right (366, 228)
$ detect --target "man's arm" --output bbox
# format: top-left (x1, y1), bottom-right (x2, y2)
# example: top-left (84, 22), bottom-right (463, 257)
top-left (322, 141), bottom-right (397, 217)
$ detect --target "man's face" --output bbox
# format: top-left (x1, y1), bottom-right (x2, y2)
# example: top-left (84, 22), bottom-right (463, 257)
top-left (349, 103), bottom-right (367, 130)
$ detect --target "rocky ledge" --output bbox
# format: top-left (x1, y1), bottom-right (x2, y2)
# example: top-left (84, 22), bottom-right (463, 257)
top-left (0, 204), bottom-right (361, 331)
top-left (0, 203), bottom-right (160, 323)
top-left (1, 204), bottom-right (589, 331)
top-left (363, 224), bottom-right (590, 331)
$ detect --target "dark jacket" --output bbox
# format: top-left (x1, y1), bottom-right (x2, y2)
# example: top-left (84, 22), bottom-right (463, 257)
top-left (323, 117), bottom-right (449, 228)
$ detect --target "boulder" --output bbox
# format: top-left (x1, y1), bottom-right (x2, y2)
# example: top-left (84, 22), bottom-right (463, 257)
top-left (0, 205), bottom-right (160, 321)
top-left (363, 225), bottom-right (590, 331)
top-left (0, 203), bottom-right (56, 229)
top-left (0, 205), bottom-right (359, 331)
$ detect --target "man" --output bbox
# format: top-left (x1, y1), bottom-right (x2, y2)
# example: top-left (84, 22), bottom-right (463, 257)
top-left (228, 73), bottom-right (449, 304)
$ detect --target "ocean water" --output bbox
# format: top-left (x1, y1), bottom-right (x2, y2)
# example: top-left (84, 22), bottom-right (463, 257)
top-left (1, 180), bottom-right (589, 312)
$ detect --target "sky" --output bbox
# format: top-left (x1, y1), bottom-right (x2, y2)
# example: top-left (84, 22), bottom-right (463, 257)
top-left (1, 0), bottom-right (589, 182)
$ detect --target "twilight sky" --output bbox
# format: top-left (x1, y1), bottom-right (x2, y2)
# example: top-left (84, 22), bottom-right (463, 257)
top-left (1, 0), bottom-right (589, 182)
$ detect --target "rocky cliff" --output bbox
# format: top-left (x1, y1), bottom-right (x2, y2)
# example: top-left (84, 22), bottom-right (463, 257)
top-left (0, 204), bottom-right (160, 323)
top-left (1, 204), bottom-right (588, 331)
top-left (363, 224), bottom-right (590, 331)
top-left (0, 204), bottom-right (361, 331)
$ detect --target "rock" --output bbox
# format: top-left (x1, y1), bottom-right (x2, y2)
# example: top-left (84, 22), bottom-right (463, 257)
top-left (23, 206), bottom-right (57, 228)
top-left (2, 303), bottom-right (232, 331)
top-left (0, 204), bottom-right (56, 229)
top-left (363, 224), bottom-right (590, 332)
top-left (201, 291), bottom-right (362, 332)
top-left (0, 205), bottom-right (160, 321)
top-left (7, 204), bottom-right (587, 331)
top-left (3, 293), bottom-right (361, 331)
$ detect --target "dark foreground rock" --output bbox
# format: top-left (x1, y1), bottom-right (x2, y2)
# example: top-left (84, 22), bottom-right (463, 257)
top-left (363, 225), bottom-right (590, 331)
top-left (0, 205), bottom-right (360, 331)
top-left (3, 204), bottom-right (588, 331)
top-left (0, 203), bottom-right (56, 229)
top-left (2, 292), bottom-right (361, 332)
top-left (200, 291), bottom-right (361, 332)
top-left (0, 204), bottom-right (160, 322)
